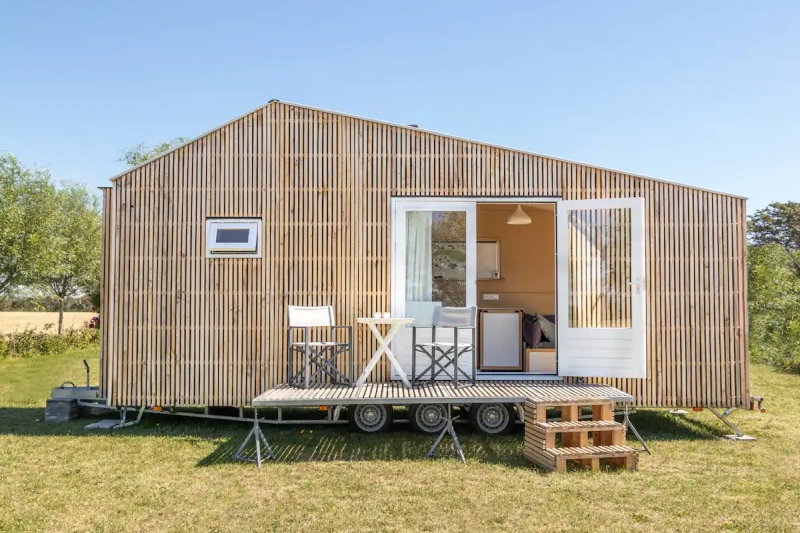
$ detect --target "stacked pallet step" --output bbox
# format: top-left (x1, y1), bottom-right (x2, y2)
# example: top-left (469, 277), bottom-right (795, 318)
top-left (523, 400), bottom-right (638, 472)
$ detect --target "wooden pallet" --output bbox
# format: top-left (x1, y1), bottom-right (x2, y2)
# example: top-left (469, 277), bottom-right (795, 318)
top-left (526, 444), bottom-right (639, 472)
top-left (523, 399), bottom-right (638, 472)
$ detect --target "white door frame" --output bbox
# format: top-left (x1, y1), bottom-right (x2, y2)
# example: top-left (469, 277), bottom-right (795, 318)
top-left (389, 195), bottom-right (647, 381)
top-left (390, 198), bottom-right (478, 321)
top-left (555, 197), bottom-right (647, 379)
top-left (390, 197), bottom-right (558, 380)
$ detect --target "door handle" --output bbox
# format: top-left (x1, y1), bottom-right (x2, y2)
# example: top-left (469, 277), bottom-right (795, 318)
top-left (627, 278), bottom-right (645, 294)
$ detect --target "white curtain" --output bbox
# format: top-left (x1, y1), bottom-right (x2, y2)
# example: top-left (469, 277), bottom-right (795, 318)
top-left (405, 211), bottom-right (432, 301)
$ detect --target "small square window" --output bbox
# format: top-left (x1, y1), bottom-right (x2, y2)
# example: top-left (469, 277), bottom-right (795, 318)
top-left (477, 240), bottom-right (500, 279)
top-left (206, 218), bottom-right (261, 258)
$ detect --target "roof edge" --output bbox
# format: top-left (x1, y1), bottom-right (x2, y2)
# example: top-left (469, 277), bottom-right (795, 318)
top-left (108, 99), bottom-right (748, 200)
top-left (108, 100), bottom-right (280, 182)
top-left (276, 100), bottom-right (747, 201)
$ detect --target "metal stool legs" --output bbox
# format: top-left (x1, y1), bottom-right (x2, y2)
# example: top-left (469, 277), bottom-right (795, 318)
top-left (426, 404), bottom-right (466, 464)
top-left (232, 408), bottom-right (276, 467)
top-left (623, 405), bottom-right (652, 455)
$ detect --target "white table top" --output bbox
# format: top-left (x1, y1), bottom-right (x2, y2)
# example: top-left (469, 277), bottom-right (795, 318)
top-left (356, 317), bottom-right (414, 325)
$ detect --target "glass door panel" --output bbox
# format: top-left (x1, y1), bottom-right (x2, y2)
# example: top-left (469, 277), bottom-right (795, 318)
top-left (405, 211), bottom-right (467, 325)
top-left (392, 201), bottom-right (476, 380)
top-left (567, 207), bottom-right (633, 329)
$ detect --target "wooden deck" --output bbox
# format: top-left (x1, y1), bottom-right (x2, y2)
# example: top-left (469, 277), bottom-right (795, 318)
top-left (251, 381), bottom-right (633, 407)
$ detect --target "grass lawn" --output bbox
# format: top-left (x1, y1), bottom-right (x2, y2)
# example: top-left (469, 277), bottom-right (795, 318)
top-left (1, 350), bottom-right (799, 532)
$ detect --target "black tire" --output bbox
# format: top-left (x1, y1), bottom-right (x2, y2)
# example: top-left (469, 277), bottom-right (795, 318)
top-left (348, 404), bottom-right (393, 433)
top-left (408, 403), bottom-right (449, 434)
top-left (469, 403), bottom-right (516, 435)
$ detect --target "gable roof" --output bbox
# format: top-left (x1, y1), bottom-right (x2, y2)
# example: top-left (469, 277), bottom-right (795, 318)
top-left (109, 99), bottom-right (746, 200)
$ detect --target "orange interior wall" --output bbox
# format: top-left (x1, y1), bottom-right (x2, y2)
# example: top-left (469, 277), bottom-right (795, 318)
top-left (476, 203), bottom-right (556, 315)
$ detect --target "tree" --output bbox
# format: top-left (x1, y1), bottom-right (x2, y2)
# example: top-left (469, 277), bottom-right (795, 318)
top-left (119, 137), bottom-right (188, 168)
top-left (748, 243), bottom-right (800, 373)
top-left (0, 153), bottom-right (57, 296)
top-left (748, 201), bottom-right (800, 374)
top-left (36, 182), bottom-right (102, 334)
top-left (749, 201), bottom-right (800, 277)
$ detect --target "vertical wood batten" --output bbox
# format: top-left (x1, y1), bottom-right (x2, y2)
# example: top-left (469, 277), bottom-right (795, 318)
top-left (99, 188), bottom-right (113, 401)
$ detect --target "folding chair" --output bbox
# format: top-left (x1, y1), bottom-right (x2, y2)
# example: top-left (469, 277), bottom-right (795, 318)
top-left (411, 307), bottom-right (477, 389)
top-left (287, 306), bottom-right (353, 388)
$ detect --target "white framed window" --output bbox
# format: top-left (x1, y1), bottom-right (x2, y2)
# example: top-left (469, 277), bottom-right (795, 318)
top-left (477, 240), bottom-right (500, 279)
top-left (206, 218), bottom-right (262, 258)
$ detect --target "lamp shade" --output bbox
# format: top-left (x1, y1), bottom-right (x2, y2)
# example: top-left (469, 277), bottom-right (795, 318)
top-left (507, 204), bottom-right (532, 225)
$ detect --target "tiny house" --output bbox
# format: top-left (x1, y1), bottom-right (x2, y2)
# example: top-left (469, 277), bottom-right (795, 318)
top-left (99, 100), bottom-right (748, 412)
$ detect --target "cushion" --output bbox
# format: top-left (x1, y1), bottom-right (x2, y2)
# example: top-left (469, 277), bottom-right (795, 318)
top-left (522, 313), bottom-right (542, 348)
top-left (536, 313), bottom-right (556, 343)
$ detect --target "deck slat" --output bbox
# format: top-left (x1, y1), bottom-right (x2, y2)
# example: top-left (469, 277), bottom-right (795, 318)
top-left (547, 445), bottom-right (636, 459)
top-left (251, 381), bottom-right (633, 407)
top-left (535, 420), bottom-right (622, 431)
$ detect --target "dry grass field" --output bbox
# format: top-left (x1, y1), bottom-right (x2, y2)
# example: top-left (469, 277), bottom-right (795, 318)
top-left (1, 349), bottom-right (799, 532)
top-left (0, 312), bottom-right (96, 334)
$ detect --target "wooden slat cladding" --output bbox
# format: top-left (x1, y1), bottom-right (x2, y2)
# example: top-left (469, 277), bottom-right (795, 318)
top-left (100, 101), bottom-right (748, 408)
top-left (561, 174), bottom-right (748, 408)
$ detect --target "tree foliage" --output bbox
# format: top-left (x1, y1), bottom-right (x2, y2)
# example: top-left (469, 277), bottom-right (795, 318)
top-left (35, 182), bottom-right (102, 334)
top-left (748, 200), bottom-right (800, 375)
top-left (749, 201), bottom-right (800, 276)
top-left (0, 153), bottom-right (57, 296)
top-left (119, 137), bottom-right (188, 168)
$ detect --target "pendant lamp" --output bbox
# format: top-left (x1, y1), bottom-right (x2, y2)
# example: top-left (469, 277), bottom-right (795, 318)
top-left (507, 204), bottom-right (532, 225)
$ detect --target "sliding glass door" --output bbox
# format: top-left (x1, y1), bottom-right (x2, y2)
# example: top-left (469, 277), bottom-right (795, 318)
top-left (391, 199), bottom-right (476, 380)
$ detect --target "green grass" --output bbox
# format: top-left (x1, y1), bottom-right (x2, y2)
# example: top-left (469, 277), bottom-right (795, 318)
top-left (1, 350), bottom-right (799, 532)
top-left (0, 347), bottom-right (98, 406)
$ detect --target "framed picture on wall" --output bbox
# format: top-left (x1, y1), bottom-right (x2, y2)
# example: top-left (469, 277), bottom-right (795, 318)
top-left (477, 240), bottom-right (500, 280)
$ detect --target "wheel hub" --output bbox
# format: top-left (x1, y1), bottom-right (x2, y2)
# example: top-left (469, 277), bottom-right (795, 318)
top-left (423, 408), bottom-right (440, 423)
top-left (477, 404), bottom-right (508, 432)
top-left (355, 404), bottom-right (386, 431)
top-left (416, 404), bottom-right (447, 432)
top-left (362, 406), bottom-right (379, 422)
top-left (484, 409), bottom-right (501, 425)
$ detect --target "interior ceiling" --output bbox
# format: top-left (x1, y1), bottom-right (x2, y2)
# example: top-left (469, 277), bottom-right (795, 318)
top-left (477, 202), bottom-right (555, 212)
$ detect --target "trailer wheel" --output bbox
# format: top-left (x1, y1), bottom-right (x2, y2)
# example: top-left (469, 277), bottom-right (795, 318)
top-left (349, 404), bottom-right (392, 433)
top-left (408, 403), bottom-right (448, 434)
top-left (469, 403), bottom-right (515, 435)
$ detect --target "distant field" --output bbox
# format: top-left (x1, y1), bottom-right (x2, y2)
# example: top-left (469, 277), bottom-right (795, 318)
top-left (0, 312), bottom-right (96, 334)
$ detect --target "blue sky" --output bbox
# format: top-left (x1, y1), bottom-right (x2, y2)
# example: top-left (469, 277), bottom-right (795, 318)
top-left (1, 1), bottom-right (798, 212)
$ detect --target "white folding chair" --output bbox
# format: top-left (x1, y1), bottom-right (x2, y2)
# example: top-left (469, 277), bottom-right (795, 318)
top-left (411, 306), bottom-right (477, 389)
top-left (287, 306), bottom-right (353, 388)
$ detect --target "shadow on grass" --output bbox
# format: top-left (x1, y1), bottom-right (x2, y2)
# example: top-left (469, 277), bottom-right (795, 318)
top-left (0, 405), bottom-right (532, 467)
top-left (625, 409), bottom-right (726, 441)
top-left (197, 423), bottom-right (532, 468)
top-left (0, 406), bottom-right (728, 467)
